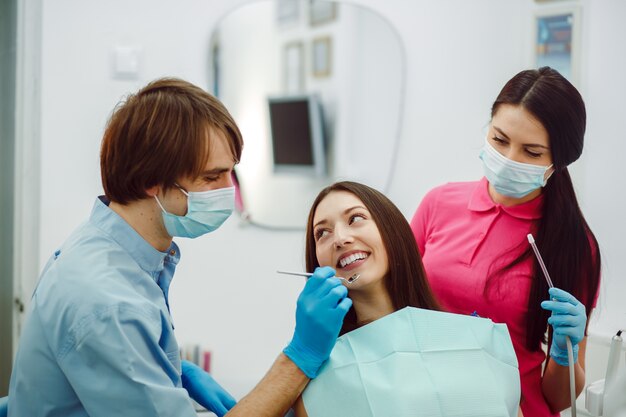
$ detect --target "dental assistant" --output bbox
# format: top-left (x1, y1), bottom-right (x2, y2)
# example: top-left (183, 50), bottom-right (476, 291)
top-left (8, 78), bottom-right (351, 417)
top-left (410, 67), bottom-right (600, 416)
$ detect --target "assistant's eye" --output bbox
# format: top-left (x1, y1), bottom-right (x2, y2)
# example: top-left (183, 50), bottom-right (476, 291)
top-left (349, 214), bottom-right (366, 225)
top-left (491, 136), bottom-right (507, 145)
top-left (204, 176), bottom-right (219, 183)
top-left (525, 149), bottom-right (542, 158)
top-left (314, 228), bottom-right (330, 241)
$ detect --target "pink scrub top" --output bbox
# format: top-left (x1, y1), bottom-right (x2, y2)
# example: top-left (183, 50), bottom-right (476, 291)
top-left (411, 178), bottom-right (558, 417)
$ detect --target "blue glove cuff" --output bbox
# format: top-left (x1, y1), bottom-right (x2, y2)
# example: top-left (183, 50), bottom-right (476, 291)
top-left (550, 341), bottom-right (579, 367)
top-left (283, 338), bottom-right (322, 379)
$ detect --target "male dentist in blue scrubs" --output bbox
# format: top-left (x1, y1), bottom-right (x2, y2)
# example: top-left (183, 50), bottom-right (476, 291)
top-left (8, 78), bottom-right (351, 417)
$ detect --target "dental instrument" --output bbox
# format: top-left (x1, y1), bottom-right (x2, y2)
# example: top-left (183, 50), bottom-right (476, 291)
top-left (585, 330), bottom-right (624, 416)
top-left (277, 270), bottom-right (361, 284)
top-left (605, 330), bottom-right (623, 390)
top-left (527, 233), bottom-right (577, 417)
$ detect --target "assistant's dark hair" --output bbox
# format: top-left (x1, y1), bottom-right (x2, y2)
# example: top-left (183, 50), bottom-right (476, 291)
top-left (305, 181), bottom-right (440, 334)
top-left (490, 67), bottom-right (601, 351)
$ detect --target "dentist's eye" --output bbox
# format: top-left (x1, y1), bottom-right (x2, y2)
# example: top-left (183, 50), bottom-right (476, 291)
top-left (492, 136), bottom-right (507, 145)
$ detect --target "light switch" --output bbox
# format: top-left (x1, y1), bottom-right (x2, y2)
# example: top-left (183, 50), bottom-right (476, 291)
top-left (113, 46), bottom-right (141, 79)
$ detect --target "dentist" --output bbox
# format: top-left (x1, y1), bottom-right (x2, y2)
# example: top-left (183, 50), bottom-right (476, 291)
top-left (411, 67), bottom-right (600, 416)
top-left (8, 78), bottom-right (351, 417)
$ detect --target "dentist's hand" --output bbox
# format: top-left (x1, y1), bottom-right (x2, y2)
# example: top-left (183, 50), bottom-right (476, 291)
top-left (283, 266), bottom-right (352, 378)
top-left (541, 287), bottom-right (587, 366)
top-left (181, 360), bottom-right (236, 417)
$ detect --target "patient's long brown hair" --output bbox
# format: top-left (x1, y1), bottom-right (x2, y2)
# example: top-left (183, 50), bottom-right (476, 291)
top-left (305, 181), bottom-right (440, 334)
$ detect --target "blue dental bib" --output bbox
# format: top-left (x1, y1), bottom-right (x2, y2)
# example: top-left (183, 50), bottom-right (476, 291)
top-left (303, 307), bottom-right (521, 417)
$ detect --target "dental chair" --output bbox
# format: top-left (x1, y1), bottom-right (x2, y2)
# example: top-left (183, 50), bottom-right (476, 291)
top-left (0, 396), bottom-right (8, 417)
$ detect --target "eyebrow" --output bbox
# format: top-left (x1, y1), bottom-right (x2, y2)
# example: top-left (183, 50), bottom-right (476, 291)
top-left (493, 126), bottom-right (550, 149)
top-left (313, 205), bottom-right (368, 229)
top-left (201, 166), bottom-right (233, 176)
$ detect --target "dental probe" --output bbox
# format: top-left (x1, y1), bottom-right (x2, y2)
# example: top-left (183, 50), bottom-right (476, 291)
top-left (527, 233), bottom-right (577, 417)
top-left (277, 270), bottom-right (361, 284)
top-left (528, 234), bottom-right (555, 288)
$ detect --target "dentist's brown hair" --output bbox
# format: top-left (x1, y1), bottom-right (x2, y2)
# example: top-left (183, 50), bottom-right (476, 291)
top-left (100, 77), bottom-right (243, 204)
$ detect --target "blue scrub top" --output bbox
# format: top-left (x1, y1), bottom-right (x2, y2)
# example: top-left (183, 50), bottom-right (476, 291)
top-left (8, 196), bottom-right (197, 417)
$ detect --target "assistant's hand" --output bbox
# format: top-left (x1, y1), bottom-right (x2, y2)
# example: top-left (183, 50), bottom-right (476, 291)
top-left (283, 266), bottom-right (352, 378)
top-left (541, 287), bottom-right (587, 366)
top-left (181, 360), bottom-right (236, 417)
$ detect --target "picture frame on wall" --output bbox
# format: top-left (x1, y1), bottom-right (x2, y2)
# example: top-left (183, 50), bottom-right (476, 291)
top-left (277, 0), bottom-right (300, 27)
top-left (534, 5), bottom-right (580, 85)
top-left (309, 0), bottom-right (337, 26)
top-left (284, 41), bottom-right (305, 93)
top-left (312, 37), bottom-right (332, 78)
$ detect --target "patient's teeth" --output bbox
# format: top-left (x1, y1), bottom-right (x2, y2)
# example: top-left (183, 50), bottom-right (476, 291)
top-left (340, 252), bottom-right (368, 267)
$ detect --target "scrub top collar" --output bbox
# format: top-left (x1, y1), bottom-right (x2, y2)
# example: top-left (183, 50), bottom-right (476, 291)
top-left (92, 196), bottom-right (180, 278)
top-left (467, 177), bottom-right (543, 220)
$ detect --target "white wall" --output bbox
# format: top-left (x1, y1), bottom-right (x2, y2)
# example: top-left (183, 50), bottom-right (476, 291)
top-left (31, 0), bottom-right (626, 399)
top-left (580, 0), bottom-right (626, 339)
top-left (343, 5), bottom-right (403, 191)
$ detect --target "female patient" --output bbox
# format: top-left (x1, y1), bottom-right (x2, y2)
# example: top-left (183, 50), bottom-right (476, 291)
top-left (292, 181), bottom-right (522, 417)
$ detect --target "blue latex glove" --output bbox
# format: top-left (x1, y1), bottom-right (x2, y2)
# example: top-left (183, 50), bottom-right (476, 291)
top-left (541, 287), bottom-right (587, 366)
top-left (181, 360), bottom-right (236, 417)
top-left (283, 266), bottom-right (352, 378)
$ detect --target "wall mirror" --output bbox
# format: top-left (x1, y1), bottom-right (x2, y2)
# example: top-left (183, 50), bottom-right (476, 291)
top-left (209, 0), bottom-right (405, 229)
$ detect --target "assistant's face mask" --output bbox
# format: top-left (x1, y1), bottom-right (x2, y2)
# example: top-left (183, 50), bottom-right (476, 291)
top-left (154, 186), bottom-right (235, 238)
top-left (479, 139), bottom-right (553, 199)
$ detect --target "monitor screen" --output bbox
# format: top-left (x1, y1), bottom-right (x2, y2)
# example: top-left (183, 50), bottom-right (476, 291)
top-left (268, 95), bottom-right (326, 176)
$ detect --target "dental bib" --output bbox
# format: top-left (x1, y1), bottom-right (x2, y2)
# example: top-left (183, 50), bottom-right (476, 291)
top-left (302, 307), bottom-right (520, 417)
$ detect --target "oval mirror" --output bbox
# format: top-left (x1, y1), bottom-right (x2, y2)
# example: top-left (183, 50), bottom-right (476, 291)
top-left (210, 0), bottom-right (405, 229)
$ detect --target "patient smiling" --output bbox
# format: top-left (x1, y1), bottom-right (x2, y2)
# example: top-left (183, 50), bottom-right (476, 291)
top-left (293, 181), bottom-right (522, 417)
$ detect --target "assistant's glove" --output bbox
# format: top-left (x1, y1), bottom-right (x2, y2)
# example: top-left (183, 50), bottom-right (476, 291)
top-left (541, 287), bottom-right (587, 366)
top-left (181, 360), bottom-right (236, 417)
top-left (283, 266), bottom-right (352, 378)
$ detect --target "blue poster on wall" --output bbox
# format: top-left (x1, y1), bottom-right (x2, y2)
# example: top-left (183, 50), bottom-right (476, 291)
top-left (536, 13), bottom-right (573, 80)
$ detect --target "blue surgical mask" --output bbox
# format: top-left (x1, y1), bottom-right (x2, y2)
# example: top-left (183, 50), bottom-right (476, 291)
top-left (154, 186), bottom-right (235, 238)
top-left (479, 139), bottom-right (553, 198)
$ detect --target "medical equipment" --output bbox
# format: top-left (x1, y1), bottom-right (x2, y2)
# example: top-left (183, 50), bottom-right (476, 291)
top-left (276, 270), bottom-right (360, 284)
top-left (527, 233), bottom-right (578, 417)
top-left (585, 330), bottom-right (626, 416)
top-left (605, 331), bottom-right (623, 390)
